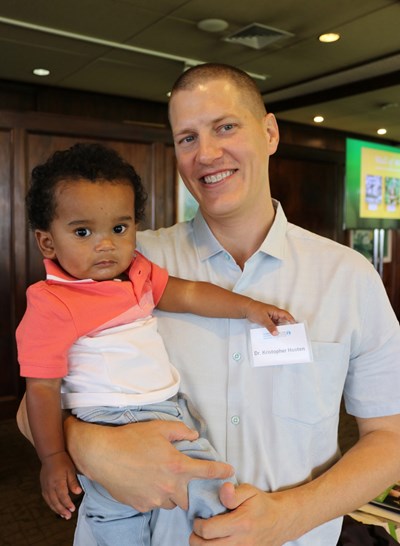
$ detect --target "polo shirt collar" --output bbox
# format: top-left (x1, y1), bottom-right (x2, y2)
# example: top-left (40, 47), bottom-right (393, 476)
top-left (43, 259), bottom-right (133, 284)
top-left (192, 199), bottom-right (288, 262)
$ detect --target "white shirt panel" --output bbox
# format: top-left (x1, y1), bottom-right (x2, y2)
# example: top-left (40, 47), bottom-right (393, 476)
top-left (136, 201), bottom-right (400, 546)
top-left (62, 317), bottom-right (180, 408)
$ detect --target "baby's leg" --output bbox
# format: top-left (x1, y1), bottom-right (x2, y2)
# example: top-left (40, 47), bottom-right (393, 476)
top-left (73, 406), bottom-right (153, 546)
top-left (80, 476), bottom-right (151, 546)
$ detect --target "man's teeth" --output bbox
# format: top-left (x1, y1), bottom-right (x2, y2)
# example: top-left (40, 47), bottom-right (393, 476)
top-left (203, 170), bottom-right (234, 184)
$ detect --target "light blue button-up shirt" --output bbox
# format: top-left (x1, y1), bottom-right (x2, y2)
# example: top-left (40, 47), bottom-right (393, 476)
top-left (138, 201), bottom-right (400, 545)
top-left (74, 201), bottom-right (400, 546)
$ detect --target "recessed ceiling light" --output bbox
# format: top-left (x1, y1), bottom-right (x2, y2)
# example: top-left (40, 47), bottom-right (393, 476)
top-left (319, 33), bottom-right (340, 43)
top-left (33, 68), bottom-right (50, 77)
top-left (314, 115), bottom-right (324, 123)
top-left (197, 19), bottom-right (229, 33)
top-left (377, 128), bottom-right (387, 135)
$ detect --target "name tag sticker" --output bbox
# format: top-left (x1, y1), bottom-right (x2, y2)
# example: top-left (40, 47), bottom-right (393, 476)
top-left (250, 322), bottom-right (313, 367)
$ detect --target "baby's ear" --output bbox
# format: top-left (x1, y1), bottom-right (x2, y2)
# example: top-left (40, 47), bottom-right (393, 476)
top-left (34, 230), bottom-right (56, 259)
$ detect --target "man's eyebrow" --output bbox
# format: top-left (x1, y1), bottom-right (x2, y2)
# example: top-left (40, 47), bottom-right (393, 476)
top-left (173, 127), bottom-right (195, 138)
top-left (173, 116), bottom-right (234, 138)
top-left (214, 115), bottom-right (235, 124)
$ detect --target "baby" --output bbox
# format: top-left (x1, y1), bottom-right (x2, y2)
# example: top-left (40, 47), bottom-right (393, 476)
top-left (17, 143), bottom-right (294, 545)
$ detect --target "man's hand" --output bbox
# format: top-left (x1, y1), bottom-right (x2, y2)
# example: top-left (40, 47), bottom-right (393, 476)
top-left (65, 417), bottom-right (234, 513)
top-left (190, 483), bottom-right (294, 546)
top-left (191, 414), bottom-right (400, 545)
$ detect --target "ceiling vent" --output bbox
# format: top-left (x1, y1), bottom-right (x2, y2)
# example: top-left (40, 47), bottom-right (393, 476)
top-left (223, 23), bottom-right (294, 50)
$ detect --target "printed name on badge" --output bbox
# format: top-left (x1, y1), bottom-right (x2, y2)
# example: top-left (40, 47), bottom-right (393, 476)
top-left (250, 322), bottom-right (313, 367)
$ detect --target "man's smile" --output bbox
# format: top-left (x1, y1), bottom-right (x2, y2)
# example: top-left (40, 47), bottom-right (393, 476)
top-left (202, 170), bottom-right (237, 184)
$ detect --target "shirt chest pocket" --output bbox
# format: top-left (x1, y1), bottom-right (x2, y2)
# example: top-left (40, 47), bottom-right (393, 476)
top-left (272, 342), bottom-right (348, 425)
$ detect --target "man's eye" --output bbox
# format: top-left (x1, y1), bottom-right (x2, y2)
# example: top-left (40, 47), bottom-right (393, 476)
top-left (113, 225), bottom-right (127, 234)
top-left (75, 228), bottom-right (91, 237)
top-left (221, 123), bottom-right (234, 133)
top-left (179, 135), bottom-right (195, 145)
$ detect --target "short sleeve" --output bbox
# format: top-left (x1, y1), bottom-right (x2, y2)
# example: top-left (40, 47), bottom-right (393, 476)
top-left (132, 252), bottom-right (169, 307)
top-left (148, 260), bottom-right (169, 306)
top-left (344, 271), bottom-right (400, 417)
top-left (16, 284), bottom-right (79, 378)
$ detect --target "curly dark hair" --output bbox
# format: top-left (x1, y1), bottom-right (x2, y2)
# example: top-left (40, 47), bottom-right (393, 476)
top-left (26, 142), bottom-right (148, 230)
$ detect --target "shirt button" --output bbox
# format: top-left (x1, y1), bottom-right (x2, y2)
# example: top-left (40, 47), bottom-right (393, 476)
top-left (223, 252), bottom-right (230, 261)
top-left (232, 352), bottom-right (241, 361)
top-left (231, 415), bottom-right (240, 425)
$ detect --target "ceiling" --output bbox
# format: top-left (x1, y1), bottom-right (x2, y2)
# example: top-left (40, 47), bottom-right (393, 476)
top-left (0, 0), bottom-right (399, 143)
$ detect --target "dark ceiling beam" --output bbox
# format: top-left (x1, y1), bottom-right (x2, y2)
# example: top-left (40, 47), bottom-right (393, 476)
top-left (267, 70), bottom-right (400, 112)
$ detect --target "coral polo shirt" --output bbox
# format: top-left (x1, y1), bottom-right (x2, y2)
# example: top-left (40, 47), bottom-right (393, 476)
top-left (17, 253), bottom-right (180, 408)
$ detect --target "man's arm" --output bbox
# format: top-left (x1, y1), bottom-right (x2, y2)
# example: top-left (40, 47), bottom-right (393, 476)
top-left (190, 414), bottom-right (400, 545)
top-left (17, 395), bottom-right (234, 513)
top-left (64, 415), bottom-right (234, 512)
top-left (16, 393), bottom-right (33, 443)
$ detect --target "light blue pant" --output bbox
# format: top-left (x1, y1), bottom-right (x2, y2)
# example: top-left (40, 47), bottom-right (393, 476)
top-left (73, 395), bottom-right (236, 546)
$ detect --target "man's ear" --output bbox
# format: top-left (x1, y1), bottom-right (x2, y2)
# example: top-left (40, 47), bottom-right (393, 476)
top-left (263, 113), bottom-right (279, 156)
top-left (34, 230), bottom-right (56, 259)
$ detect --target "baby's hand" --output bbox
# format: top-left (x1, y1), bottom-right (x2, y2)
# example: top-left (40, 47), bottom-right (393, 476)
top-left (245, 301), bottom-right (295, 335)
top-left (40, 451), bottom-right (82, 519)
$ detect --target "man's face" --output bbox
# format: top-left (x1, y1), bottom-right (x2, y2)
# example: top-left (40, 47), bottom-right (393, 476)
top-left (169, 78), bottom-right (279, 222)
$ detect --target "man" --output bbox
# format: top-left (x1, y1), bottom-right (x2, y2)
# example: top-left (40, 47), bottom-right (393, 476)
top-left (18, 63), bottom-right (400, 545)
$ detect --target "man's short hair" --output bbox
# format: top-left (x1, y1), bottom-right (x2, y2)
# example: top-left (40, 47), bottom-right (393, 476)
top-left (170, 63), bottom-right (267, 117)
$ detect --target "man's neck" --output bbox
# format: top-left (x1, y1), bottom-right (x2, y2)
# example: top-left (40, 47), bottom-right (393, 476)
top-left (203, 200), bottom-right (275, 270)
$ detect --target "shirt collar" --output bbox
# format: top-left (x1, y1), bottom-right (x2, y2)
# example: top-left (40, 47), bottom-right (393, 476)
top-left (258, 199), bottom-right (288, 260)
top-left (192, 211), bottom-right (224, 262)
top-left (44, 257), bottom-right (138, 284)
top-left (192, 199), bottom-right (288, 263)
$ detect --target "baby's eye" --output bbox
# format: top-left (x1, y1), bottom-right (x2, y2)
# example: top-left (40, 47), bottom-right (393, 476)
top-left (113, 224), bottom-right (127, 234)
top-left (75, 227), bottom-right (91, 237)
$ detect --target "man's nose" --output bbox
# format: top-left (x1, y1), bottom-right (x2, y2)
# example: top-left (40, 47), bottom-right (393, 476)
top-left (197, 137), bottom-right (223, 163)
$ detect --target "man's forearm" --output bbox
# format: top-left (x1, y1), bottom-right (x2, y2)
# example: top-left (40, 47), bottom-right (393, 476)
top-left (193, 429), bottom-right (400, 546)
top-left (64, 416), bottom-right (233, 512)
top-left (282, 420), bottom-right (400, 539)
top-left (64, 415), bottom-right (114, 478)
top-left (16, 394), bottom-right (34, 444)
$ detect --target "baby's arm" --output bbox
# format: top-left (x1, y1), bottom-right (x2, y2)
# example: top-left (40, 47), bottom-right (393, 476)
top-left (157, 277), bottom-right (295, 335)
top-left (25, 377), bottom-right (82, 519)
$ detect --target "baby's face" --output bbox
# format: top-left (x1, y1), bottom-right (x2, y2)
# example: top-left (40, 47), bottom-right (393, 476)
top-left (36, 178), bottom-right (137, 281)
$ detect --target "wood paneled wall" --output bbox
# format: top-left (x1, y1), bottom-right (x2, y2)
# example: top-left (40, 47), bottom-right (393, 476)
top-left (0, 109), bottom-right (175, 418)
top-left (0, 81), bottom-right (398, 418)
top-left (0, 129), bottom-right (14, 415)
